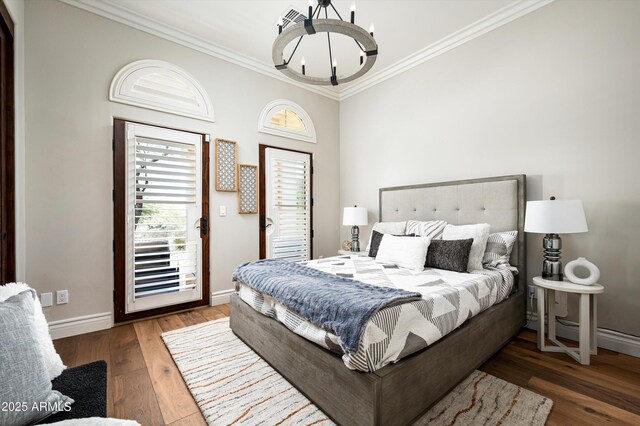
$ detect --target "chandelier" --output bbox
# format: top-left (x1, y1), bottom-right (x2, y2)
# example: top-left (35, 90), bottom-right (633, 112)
top-left (272, 0), bottom-right (378, 86)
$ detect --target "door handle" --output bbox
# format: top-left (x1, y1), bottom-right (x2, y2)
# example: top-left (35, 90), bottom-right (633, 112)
top-left (260, 216), bottom-right (273, 231)
top-left (201, 215), bottom-right (208, 235)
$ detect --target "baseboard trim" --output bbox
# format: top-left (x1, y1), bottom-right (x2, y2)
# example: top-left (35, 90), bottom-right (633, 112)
top-left (210, 289), bottom-right (235, 306)
top-left (49, 312), bottom-right (113, 340)
top-left (48, 290), bottom-right (234, 339)
top-left (526, 313), bottom-right (640, 358)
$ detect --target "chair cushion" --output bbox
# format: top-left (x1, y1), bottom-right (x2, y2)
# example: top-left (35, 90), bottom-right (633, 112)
top-left (0, 291), bottom-right (74, 426)
top-left (0, 282), bottom-right (66, 380)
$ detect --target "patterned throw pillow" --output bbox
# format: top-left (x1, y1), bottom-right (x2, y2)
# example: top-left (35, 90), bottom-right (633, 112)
top-left (425, 239), bottom-right (474, 273)
top-left (482, 231), bottom-right (518, 267)
top-left (406, 220), bottom-right (447, 240)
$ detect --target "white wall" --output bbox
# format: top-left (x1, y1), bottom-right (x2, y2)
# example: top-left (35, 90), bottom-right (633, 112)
top-left (5, 0), bottom-right (25, 281)
top-left (24, 0), bottom-right (340, 323)
top-left (22, 0), bottom-right (640, 338)
top-left (340, 0), bottom-right (640, 336)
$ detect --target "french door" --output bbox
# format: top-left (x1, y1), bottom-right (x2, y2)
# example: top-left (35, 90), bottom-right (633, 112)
top-left (259, 145), bottom-right (312, 261)
top-left (0, 0), bottom-right (14, 284)
top-left (113, 120), bottom-right (209, 322)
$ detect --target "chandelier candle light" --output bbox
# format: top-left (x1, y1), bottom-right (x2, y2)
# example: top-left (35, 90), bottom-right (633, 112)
top-left (272, 0), bottom-right (378, 86)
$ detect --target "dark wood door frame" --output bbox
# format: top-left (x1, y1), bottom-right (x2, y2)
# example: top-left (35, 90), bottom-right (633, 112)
top-left (258, 144), bottom-right (313, 260)
top-left (0, 0), bottom-right (14, 284)
top-left (113, 119), bottom-right (210, 323)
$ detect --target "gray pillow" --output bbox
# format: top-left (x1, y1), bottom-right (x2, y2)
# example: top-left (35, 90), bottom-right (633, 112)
top-left (425, 238), bottom-right (474, 273)
top-left (0, 291), bottom-right (74, 425)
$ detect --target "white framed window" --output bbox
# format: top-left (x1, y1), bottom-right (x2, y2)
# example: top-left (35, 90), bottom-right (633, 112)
top-left (258, 99), bottom-right (316, 143)
top-left (110, 60), bottom-right (215, 122)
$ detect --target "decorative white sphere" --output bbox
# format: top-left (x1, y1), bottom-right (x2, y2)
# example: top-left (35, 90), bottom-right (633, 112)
top-left (565, 257), bottom-right (600, 286)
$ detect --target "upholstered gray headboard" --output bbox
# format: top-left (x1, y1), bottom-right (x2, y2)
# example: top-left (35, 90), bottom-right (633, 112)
top-left (379, 175), bottom-right (526, 291)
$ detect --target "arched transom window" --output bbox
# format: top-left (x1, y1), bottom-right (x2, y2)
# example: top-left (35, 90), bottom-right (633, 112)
top-left (259, 100), bottom-right (316, 143)
top-left (110, 60), bottom-right (214, 122)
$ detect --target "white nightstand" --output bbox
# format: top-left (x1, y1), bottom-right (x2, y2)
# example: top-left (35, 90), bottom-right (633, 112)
top-left (338, 249), bottom-right (369, 256)
top-left (532, 276), bottom-right (604, 365)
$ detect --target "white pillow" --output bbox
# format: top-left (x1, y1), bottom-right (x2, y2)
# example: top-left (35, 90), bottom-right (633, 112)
top-left (0, 282), bottom-right (66, 380)
top-left (365, 221), bottom-right (407, 252)
top-left (406, 220), bottom-right (447, 239)
top-left (442, 224), bottom-right (491, 272)
top-left (375, 234), bottom-right (430, 272)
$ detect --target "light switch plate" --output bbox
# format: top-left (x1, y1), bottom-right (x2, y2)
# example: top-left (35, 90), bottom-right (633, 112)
top-left (219, 205), bottom-right (227, 217)
top-left (41, 292), bottom-right (53, 307)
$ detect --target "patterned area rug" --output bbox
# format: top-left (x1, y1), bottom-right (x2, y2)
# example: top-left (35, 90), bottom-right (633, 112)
top-left (162, 318), bottom-right (552, 425)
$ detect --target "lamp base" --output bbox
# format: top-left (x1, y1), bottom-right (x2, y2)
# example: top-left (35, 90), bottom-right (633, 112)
top-left (542, 233), bottom-right (563, 281)
top-left (351, 225), bottom-right (360, 252)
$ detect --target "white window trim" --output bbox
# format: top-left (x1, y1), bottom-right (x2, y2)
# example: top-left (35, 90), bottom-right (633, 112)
top-left (258, 99), bottom-right (316, 144)
top-left (110, 59), bottom-right (215, 122)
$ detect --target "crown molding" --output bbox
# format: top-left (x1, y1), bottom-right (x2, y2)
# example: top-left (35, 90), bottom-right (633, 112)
top-left (58, 0), bottom-right (341, 101)
top-left (338, 0), bottom-right (555, 101)
top-left (59, 0), bottom-right (553, 103)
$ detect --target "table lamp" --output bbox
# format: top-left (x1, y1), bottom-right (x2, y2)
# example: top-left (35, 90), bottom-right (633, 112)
top-left (524, 197), bottom-right (588, 281)
top-left (343, 206), bottom-right (368, 252)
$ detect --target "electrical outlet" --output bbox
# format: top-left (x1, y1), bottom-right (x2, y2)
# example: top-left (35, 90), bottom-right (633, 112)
top-left (56, 290), bottom-right (69, 305)
top-left (527, 286), bottom-right (536, 298)
top-left (40, 292), bottom-right (53, 307)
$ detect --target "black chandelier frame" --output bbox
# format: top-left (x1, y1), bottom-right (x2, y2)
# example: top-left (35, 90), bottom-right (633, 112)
top-left (272, 0), bottom-right (378, 86)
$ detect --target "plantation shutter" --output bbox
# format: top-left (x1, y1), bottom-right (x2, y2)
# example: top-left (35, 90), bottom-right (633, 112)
top-left (125, 123), bottom-right (203, 311)
top-left (265, 148), bottom-right (311, 262)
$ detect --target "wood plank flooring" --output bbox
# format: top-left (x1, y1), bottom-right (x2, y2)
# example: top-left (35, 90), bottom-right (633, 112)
top-left (53, 305), bottom-right (640, 425)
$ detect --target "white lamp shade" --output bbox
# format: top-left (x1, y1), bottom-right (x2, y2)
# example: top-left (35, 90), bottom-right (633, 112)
top-left (524, 200), bottom-right (588, 234)
top-left (343, 207), bottom-right (368, 226)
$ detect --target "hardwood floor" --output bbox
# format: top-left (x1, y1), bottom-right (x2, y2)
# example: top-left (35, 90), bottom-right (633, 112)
top-left (53, 305), bottom-right (640, 425)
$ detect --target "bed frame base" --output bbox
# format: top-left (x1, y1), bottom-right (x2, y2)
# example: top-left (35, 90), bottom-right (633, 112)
top-left (230, 291), bottom-right (526, 426)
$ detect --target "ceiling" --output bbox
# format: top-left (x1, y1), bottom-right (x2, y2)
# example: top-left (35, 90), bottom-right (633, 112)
top-left (75, 0), bottom-right (543, 99)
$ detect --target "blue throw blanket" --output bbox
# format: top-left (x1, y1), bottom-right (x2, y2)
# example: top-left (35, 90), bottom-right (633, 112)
top-left (232, 259), bottom-right (422, 353)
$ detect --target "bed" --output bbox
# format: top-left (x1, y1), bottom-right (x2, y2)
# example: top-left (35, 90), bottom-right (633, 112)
top-left (230, 175), bottom-right (527, 426)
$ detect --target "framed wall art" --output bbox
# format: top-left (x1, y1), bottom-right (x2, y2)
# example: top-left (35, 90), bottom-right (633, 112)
top-left (215, 138), bottom-right (238, 191)
top-left (237, 164), bottom-right (258, 214)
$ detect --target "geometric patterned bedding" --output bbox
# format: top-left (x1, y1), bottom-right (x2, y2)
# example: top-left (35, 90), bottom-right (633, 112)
top-left (236, 254), bottom-right (515, 372)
